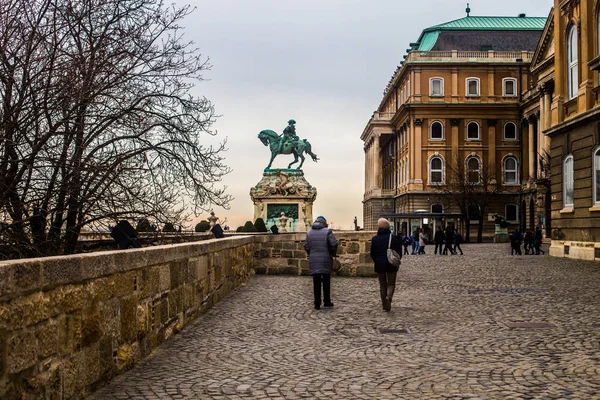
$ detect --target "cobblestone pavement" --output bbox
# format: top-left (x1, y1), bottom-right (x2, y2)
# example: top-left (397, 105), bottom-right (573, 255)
top-left (90, 244), bottom-right (600, 399)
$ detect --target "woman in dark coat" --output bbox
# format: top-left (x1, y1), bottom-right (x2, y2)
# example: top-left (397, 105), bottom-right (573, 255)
top-left (370, 218), bottom-right (403, 311)
top-left (304, 216), bottom-right (338, 310)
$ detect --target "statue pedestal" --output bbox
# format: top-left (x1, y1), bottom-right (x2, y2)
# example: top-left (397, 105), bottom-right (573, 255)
top-left (250, 169), bottom-right (317, 232)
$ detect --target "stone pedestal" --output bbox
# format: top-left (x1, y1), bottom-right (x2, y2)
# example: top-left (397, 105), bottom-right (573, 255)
top-left (250, 169), bottom-right (317, 232)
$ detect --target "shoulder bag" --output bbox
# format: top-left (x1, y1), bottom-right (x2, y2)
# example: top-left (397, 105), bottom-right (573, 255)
top-left (387, 234), bottom-right (402, 266)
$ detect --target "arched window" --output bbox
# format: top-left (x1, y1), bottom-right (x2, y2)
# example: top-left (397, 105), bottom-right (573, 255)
top-left (568, 25), bottom-right (578, 100)
top-left (594, 147), bottom-right (600, 206)
top-left (466, 77), bottom-right (480, 96)
top-left (429, 156), bottom-right (443, 184)
top-left (564, 155), bottom-right (574, 208)
top-left (504, 122), bottom-right (517, 140)
top-left (505, 204), bottom-right (518, 222)
top-left (430, 121), bottom-right (444, 140)
top-left (430, 78), bottom-right (444, 96)
top-left (503, 78), bottom-right (517, 96)
top-left (466, 156), bottom-right (481, 184)
top-left (467, 121), bottom-right (480, 140)
top-left (504, 156), bottom-right (518, 184)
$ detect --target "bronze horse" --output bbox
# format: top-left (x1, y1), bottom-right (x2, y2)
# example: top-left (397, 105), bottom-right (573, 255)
top-left (258, 130), bottom-right (319, 170)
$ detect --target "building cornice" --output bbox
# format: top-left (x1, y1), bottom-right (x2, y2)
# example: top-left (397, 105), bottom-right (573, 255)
top-left (545, 107), bottom-right (600, 137)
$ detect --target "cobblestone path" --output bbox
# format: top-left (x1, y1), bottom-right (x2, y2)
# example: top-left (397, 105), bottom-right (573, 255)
top-left (90, 244), bottom-right (600, 399)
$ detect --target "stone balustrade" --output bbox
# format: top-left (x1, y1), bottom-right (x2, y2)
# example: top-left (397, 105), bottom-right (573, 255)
top-left (0, 231), bottom-right (376, 399)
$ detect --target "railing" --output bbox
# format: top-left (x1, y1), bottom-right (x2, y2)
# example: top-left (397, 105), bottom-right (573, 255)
top-left (372, 111), bottom-right (395, 121)
top-left (408, 50), bottom-right (535, 62)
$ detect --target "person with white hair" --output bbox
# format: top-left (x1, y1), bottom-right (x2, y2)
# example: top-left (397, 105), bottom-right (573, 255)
top-left (369, 218), bottom-right (403, 311)
top-left (304, 216), bottom-right (338, 310)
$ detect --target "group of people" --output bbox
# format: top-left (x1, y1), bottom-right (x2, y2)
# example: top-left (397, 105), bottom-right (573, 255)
top-left (398, 226), bottom-right (463, 256)
top-left (304, 216), bottom-right (404, 312)
top-left (510, 227), bottom-right (545, 255)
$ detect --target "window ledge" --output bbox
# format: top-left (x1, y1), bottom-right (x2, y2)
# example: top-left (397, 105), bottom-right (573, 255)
top-left (589, 206), bottom-right (600, 212)
top-left (559, 208), bottom-right (575, 214)
top-left (503, 183), bottom-right (520, 186)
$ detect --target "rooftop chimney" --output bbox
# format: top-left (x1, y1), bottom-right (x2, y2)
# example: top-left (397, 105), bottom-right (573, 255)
top-left (518, 13), bottom-right (526, 18)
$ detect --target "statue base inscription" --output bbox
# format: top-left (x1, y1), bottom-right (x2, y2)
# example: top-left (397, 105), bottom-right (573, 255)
top-left (250, 169), bottom-right (317, 232)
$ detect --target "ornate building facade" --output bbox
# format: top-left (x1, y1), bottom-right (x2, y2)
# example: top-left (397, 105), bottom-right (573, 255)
top-left (362, 9), bottom-right (546, 240)
top-left (541, 0), bottom-right (600, 260)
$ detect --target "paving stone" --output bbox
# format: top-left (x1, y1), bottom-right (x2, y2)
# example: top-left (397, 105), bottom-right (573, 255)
top-left (89, 244), bottom-right (600, 399)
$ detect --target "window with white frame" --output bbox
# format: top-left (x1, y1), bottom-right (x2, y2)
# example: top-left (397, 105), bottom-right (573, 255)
top-left (505, 204), bottom-right (518, 222)
top-left (564, 155), bottom-right (574, 208)
top-left (503, 78), bottom-right (517, 96)
top-left (504, 122), bottom-right (517, 140)
top-left (567, 25), bottom-right (578, 100)
top-left (430, 121), bottom-right (444, 140)
top-left (503, 156), bottom-right (518, 184)
top-left (466, 78), bottom-right (480, 96)
top-left (429, 156), bottom-right (443, 184)
top-left (467, 121), bottom-right (480, 140)
top-left (430, 78), bottom-right (443, 96)
top-left (594, 147), bottom-right (600, 205)
top-left (466, 156), bottom-right (481, 184)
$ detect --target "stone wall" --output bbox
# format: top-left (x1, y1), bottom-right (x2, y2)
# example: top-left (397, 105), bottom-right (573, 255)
top-left (254, 231), bottom-right (377, 277)
top-left (0, 237), bottom-right (257, 399)
top-left (0, 232), bottom-right (377, 399)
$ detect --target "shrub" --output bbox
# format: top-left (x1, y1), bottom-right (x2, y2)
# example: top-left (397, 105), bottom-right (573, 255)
top-left (136, 218), bottom-right (152, 232)
top-left (254, 218), bottom-right (267, 232)
top-left (163, 223), bottom-right (175, 232)
top-left (236, 226), bottom-right (244, 232)
top-left (242, 221), bottom-right (257, 232)
top-left (195, 221), bottom-right (211, 232)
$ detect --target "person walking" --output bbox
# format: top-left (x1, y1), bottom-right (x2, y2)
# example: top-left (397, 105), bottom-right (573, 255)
top-left (534, 227), bottom-right (545, 255)
top-left (434, 226), bottom-right (445, 255)
top-left (453, 229), bottom-right (464, 255)
top-left (411, 228), bottom-right (418, 255)
top-left (510, 228), bottom-right (522, 255)
top-left (402, 232), bottom-right (410, 256)
top-left (418, 228), bottom-right (426, 255)
top-left (370, 218), bottom-right (403, 311)
top-left (443, 225), bottom-right (456, 255)
top-left (304, 216), bottom-right (338, 310)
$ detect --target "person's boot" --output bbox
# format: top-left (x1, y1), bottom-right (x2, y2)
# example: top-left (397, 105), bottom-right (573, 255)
top-left (383, 297), bottom-right (391, 312)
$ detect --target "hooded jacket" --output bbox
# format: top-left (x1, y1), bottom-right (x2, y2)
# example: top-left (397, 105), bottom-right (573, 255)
top-left (304, 222), bottom-right (338, 275)
top-left (370, 228), bottom-right (403, 273)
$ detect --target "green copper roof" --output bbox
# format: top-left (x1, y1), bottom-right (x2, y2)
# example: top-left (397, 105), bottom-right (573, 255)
top-left (415, 16), bottom-right (547, 50)
top-left (429, 16), bottom-right (547, 31)
top-left (418, 31), bottom-right (440, 51)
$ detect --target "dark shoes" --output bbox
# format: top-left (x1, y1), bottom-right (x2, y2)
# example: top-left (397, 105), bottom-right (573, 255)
top-left (383, 297), bottom-right (391, 312)
top-left (315, 302), bottom-right (333, 310)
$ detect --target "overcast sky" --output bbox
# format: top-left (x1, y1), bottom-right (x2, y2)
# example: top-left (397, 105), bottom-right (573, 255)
top-left (180, 0), bottom-right (553, 230)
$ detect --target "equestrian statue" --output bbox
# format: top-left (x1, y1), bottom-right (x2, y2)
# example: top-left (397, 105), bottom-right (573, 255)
top-left (258, 119), bottom-right (319, 170)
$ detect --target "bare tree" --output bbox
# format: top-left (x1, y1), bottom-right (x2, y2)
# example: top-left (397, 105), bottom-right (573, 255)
top-left (435, 155), bottom-right (499, 243)
top-left (0, 0), bottom-right (231, 258)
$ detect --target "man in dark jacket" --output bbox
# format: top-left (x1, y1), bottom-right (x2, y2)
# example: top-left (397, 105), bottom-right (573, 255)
top-left (453, 229), bottom-right (464, 255)
top-left (370, 218), bottom-right (403, 311)
top-left (443, 226), bottom-right (456, 255)
top-left (510, 229), bottom-right (522, 255)
top-left (304, 216), bottom-right (338, 310)
top-left (534, 227), bottom-right (545, 255)
top-left (433, 227), bottom-right (445, 255)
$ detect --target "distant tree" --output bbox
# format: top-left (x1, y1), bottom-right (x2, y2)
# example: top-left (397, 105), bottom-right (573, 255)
top-left (136, 219), bottom-right (153, 232)
top-left (254, 218), bottom-right (268, 232)
top-left (195, 221), bottom-right (211, 232)
top-left (242, 221), bottom-right (257, 232)
top-left (435, 155), bottom-right (499, 243)
top-left (236, 226), bottom-right (244, 232)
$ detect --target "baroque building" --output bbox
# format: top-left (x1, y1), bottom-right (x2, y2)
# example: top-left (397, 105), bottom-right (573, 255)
top-left (539, 0), bottom-right (600, 260)
top-left (362, 7), bottom-right (546, 240)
